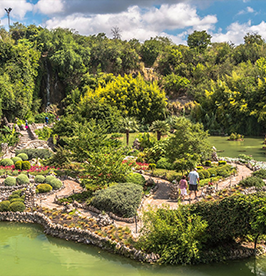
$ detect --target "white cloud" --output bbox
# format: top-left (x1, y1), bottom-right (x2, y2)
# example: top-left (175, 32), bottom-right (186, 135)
top-left (0, 0), bottom-right (33, 19)
top-left (45, 3), bottom-right (217, 42)
top-left (212, 20), bottom-right (266, 45)
top-left (247, 6), bottom-right (254, 13)
top-left (34, 0), bottom-right (64, 15)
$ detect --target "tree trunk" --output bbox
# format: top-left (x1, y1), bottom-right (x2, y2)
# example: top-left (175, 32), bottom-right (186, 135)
top-left (126, 131), bottom-right (129, 145)
top-left (157, 131), bottom-right (161, 141)
top-left (254, 233), bottom-right (260, 256)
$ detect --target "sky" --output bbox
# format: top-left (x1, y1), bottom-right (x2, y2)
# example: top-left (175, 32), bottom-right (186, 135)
top-left (0, 0), bottom-right (265, 45)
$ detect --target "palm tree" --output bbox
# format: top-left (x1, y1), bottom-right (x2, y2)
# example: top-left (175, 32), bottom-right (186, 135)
top-left (149, 120), bottom-right (170, 141)
top-left (120, 117), bottom-right (139, 146)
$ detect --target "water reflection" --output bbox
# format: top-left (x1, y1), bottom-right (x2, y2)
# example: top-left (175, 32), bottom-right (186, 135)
top-left (0, 222), bottom-right (266, 276)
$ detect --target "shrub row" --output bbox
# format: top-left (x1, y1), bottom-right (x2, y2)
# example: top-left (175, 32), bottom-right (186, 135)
top-left (4, 175), bottom-right (29, 186)
top-left (15, 149), bottom-right (53, 160)
top-left (15, 161), bottom-right (31, 170)
top-left (0, 190), bottom-right (25, 212)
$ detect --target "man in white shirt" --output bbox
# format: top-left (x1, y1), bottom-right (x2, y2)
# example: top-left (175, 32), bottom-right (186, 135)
top-left (188, 168), bottom-right (200, 199)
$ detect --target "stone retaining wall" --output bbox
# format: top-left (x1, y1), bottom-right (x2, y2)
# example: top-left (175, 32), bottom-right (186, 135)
top-left (0, 211), bottom-right (160, 263)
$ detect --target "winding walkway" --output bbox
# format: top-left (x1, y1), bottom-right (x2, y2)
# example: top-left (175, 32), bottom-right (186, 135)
top-left (37, 163), bottom-right (253, 234)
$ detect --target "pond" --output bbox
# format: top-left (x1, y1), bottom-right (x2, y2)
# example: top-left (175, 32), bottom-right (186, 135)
top-left (1, 222), bottom-right (266, 276)
top-left (209, 136), bottom-right (266, 161)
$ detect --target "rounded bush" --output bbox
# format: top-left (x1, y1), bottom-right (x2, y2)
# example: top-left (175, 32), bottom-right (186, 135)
top-left (36, 183), bottom-right (52, 193)
top-left (49, 179), bottom-right (62, 190)
top-left (8, 194), bottom-right (20, 200)
top-left (16, 174), bottom-right (29, 185)
top-left (125, 173), bottom-right (146, 186)
top-left (11, 157), bottom-right (22, 164)
top-left (10, 198), bottom-right (24, 203)
top-left (45, 175), bottom-right (57, 185)
top-left (198, 171), bottom-right (205, 180)
top-left (0, 201), bottom-right (10, 212)
top-left (205, 160), bottom-right (212, 166)
top-left (16, 153), bottom-right (28, 161)
top-left (9, 201), bottom-right (26, 212)
top-left (218, 160), bottom-right (227, 166)
top-left (12, 170), bottom-right (19, 176)
top-left (0, 158), bottom-right (14, 167)
top-left (4, 176), bottom-right (17, 186)
top-left (34, 175), bottom-right (46, 183)
top-left (15, 160), bottom-right (23, 170)
top-left (22, 161), bottom-right (31, 170)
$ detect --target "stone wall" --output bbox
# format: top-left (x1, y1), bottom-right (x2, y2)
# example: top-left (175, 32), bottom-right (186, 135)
top-left (0, 211), bottom-right (160, 263)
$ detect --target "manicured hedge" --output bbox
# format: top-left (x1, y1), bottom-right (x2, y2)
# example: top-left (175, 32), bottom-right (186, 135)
top-left (4, 176), bottom-right (17, 186)
top-left (36, 184), bottom-right (53, 193)
top-left (16, 174), bottom-right (29, 185)
top-left (91, 183), bottom-right (142, 217)
top-left (15, 161), bottom-right (22, 170)
top-left (45, 175), bottom-right (57, 184)
top-left (9, 201), bottom-right (25, 212)
top-left (16, 153), bottom-right (28, 161)
top-left (22, 161), bottom-right (31, 170)
top-left (0, 201), bottom-right (10, 212)
top-left (11, 157), bottom-right (22, 164)
top-left (15, 149), bottom-right (53, 160)
top-left (0, 158), bottom-right (14, 166)
top-left (49, 179), bottom-right (63, 190)
top-left (34, 175), bottom-right (46, 183)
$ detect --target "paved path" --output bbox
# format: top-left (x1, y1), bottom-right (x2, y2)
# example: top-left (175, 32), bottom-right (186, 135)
top-left (37, 163), bottom-right (253, 234)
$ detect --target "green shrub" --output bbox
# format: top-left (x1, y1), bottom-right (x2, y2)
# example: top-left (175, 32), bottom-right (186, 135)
top-left (218, 160), bottom-right (227, 166)
top-left (205, 160), bottom-right (212, 166)
top-left (125, 173), bottom-right (146, 186)
top-left (239, 176), bottom-right (265, 189)
top-left (16, 174), bottom-right (29, 185)
top-left (11, 170), bottom-right (19, 176)
top-left (0, 158), bottom-right (14, 166)
top-left (0, 201), bottom-right (11, 212)
top-left (16, 153), bottom-right (28, 161)
top-left (238, 154), bottom-right (252, 162)
top-left (45, 175), bottom-right (57, 184)
top-left (49, 179), bottom-right (63, 190)
top-left (9, 201), bottom-right (26, 212)
top-left (216, 168), bottom-right (230, 177)
top-left (15, 148), bottom-right (53, 160)
top-left (8, 194), bottom-right (20, 200)
top-left (34, 112), bottom-right (55, 124)
top-left (15, 161), bottom-right (23, 170)
top-left (36, 184), bottom-right (53, 193)
top-left (91, 183), bottom-right (142, 217)
top-left (22, 161), bottom-right (31, 170)
top-left (11, 157), bottom-right (22, 164)
top-left (10, 198), bottom-right (24, 203)
top-left (252, 169), bottom-right (266, 179)
top-left (196, 166), bottom-right (204, 170)
top-left (11, 190), bottom-right (23, 197)
top-left (34, 175), bottom-right (46, 183)
top-left (198, 171), bottom-right (205, 180)
top-left (202, 170), bottom-right (210, 179)
top-left (156, 158), bottom-right (173, 170)
top-left (4, 176), bottom-right (17, 186)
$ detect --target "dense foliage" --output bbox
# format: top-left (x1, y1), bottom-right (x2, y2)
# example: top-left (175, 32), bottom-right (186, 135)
top-left (91, 183), bottom-right (142, 217)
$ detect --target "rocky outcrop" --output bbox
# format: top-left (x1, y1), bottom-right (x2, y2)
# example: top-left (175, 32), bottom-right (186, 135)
top-left (0, 211), bottom-right (160, 264)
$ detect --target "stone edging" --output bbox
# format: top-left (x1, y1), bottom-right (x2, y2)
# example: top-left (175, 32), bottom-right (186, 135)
top-left (0, 184), bottom-right (28, 191)
top-left (0, 211), bottom-right (160, 263)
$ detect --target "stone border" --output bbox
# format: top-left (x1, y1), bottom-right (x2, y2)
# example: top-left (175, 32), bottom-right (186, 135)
top-left (0, 211), bottom-right (159, 263)
top-left (0, 184), bottom-right (28, 191)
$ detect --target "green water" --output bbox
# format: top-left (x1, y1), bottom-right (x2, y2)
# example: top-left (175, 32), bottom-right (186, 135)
top-left (209, 136), bottom-right (266, 161)
top-left (1, 222), bottom-right (266, 276)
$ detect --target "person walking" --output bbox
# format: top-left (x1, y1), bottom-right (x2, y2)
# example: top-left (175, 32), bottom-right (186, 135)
top-left (25, 119), bottom-right (28, 129)
top-left (45, 116), bottom-right (49, 125)
top-left (188, 168), bottom-right (200, 200)
top-left (179, 175), bottom-right (188, 201)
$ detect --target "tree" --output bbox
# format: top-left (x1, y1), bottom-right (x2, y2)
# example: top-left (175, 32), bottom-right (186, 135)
top-left (187, 30), bottom-right (211, 52)
top-left (165, 117), bottom-right (211, 171)
top-left (119, 117), bottom-right (139, 145)
top-left (149, 120), bottom-right (170, 141)
top-left (244, 32), bottom-right (264, 45)
top-left (111, 26), bottom-right (121, 40)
